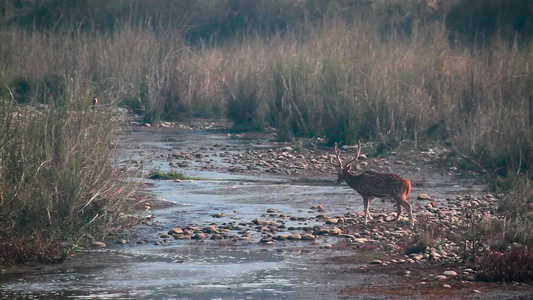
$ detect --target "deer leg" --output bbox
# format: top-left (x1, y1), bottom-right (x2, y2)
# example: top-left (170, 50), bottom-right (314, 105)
top-left (363, 196), bottom-right (374, 225)
top-left (394, 198), bottom-right (403, 227)
top-left (397, 196), bottom-right (415, 228)
top-left (401, 197), bottom-right (415, 228)
top-left (367, 197), bottom-right (374, 220)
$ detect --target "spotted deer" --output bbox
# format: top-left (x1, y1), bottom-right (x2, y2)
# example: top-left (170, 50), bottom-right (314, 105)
top-left (330, 142), bottom-right (415, 227)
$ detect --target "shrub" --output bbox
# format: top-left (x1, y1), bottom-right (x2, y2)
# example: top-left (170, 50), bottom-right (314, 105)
top-left (226, 72), bottom-right (265, 131)
top-left (477, 247), bottom-right (533, 282)
top-left (0, 88), bottom-right (134, 264)
top-left (0, 234), bottom-right (66, 265)
top-left (10, 76), bottom-right (32, 104)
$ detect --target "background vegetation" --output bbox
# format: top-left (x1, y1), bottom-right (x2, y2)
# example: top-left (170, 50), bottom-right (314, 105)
top-left (0, 0), bottom-right (531, 268)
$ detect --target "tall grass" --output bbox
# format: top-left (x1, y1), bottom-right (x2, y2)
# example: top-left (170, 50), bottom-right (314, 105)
top-left (4, 14), bottom-right (530, 176)
top-left (1, 1), bottom-right (531, 264)
top-left (0, 29), bottom-right (136, 264)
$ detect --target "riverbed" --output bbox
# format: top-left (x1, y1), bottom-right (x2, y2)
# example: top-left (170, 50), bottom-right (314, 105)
top-left (1, 125), bottom-right (529, 300)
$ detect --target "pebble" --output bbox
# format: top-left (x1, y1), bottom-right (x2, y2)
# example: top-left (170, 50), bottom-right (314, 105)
top-left (192, 233), bottom-right (206, 240)
top-left (91, 241), bottom-right (106, 248)
top-left (288, 233), bottom-right (302, 240)
top-left (443, 284), bottom-right (451, 288)
top-left (301, 234), bottom-right (316, 241)
top-left (168, 228), bottom-right (183, 235)
top-left (252, 218), bottom-right (269, 225)
top-left (418, 194), bottom-right (431, 200)
top-left (434, 275), bottom-right (447, 280)
top-left (352, 238), bottom-right (368, 244)
top-left (369, 260), bottom-right (382, 264)
top-left (443, 270), bottom-right (457, 276)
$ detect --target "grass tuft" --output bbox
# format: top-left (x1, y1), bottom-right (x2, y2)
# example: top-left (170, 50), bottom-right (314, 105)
top-left (148, 171), bottom-right (201, 181)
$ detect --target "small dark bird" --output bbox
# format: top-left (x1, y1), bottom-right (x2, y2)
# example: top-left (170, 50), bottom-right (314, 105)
top-left (92, 96), bottom-right (98, 109)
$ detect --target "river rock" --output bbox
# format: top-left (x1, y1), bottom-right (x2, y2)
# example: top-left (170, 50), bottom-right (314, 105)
top-left (326, 218), bottom-right (338, 224)
top-left (434, 275), bottom-right (447, 280)
top-left (329, 227), bottom-right (343, 235)
top-left (212, 212), bottom-right (226, 218)
top-left (301, 234), bottom-right (316, 241)
top-left (418, 194), bottom-right (431, 200)
top-left (192, 232), bottom-right (206, 240)
top-left (252, 218), bottom-right (270, 225)
top-left (92, 241), bottom-right (106, 248)
top-left (210, 234), bottom-right (224, 240)
top-left (443, 270), bottom-right (457, 276)
top-left (168, 228), bottom-right (183, 235)
top-left (352, 238), bottom-right (368, 244)
top-left (288, 233), bottom-right (302, 240)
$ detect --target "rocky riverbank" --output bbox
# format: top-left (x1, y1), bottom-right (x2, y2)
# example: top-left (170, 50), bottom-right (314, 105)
top-left (109, 121), bottom-right (532, 298)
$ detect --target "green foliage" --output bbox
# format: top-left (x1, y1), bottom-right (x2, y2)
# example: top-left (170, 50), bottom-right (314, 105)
top-left (226, 72), bottom-right (265, 131)
top-left (10, 76), bottom-right (32, 104)
top-left (120, 96), bottom-right (144, 115)
top-left (148, 171), bottom-right (200, 181)
top-left (0, 81), bottom-right (133, 264)
top-left (39, 73), bottom-right (66, 106)
top-left (446, 0), bottom-right (533, 43)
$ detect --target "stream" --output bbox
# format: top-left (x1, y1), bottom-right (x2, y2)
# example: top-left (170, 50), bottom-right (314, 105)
top-left (0, 126), bottom-right (485, 299)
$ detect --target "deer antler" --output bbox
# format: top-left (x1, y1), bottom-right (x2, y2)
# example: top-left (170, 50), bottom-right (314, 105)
top-left (344, 141), bottom-right (362, 169)
top-left (329, 142), bottom-right (343, 167)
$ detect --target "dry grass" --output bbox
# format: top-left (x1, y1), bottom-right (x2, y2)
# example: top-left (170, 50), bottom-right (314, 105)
top-left (0, 0), bottom-right (531, 264)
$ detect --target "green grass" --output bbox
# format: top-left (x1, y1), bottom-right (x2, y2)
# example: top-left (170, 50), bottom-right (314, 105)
top-left (148, 171), bottom-right (201, 181)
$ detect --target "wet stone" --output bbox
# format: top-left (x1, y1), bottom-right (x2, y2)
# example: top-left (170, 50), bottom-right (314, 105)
top-left (210, 234), bottom-right (224, 240)
top-left (252, 218), bottom-right (270, 225)
top-left (329, 227), bottom-right (343, 235)
top-left (418, 194), bottom-right (431, 200)
top-left (301, 234), bottom-right (316, 241)
top-left (168, 228), bottom-right (183, 235)
top-left (288, 233), bottom-right (302, 240)
top-left (192, 232), bottom-right (206, 240)
top-left (352, 238), bottom-right (368, 244)
top-left (276, 235), bottom-right (289, 240)
top-left (92, 241), bottom-right (106, 248)
top-left (443, 270), bottom-right (457, 276)
top-left (326, 218), bottom-right (338, 224)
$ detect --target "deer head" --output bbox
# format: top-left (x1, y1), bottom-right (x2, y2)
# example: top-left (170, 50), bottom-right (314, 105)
top-left (329, 142), bottom-right (361, 183)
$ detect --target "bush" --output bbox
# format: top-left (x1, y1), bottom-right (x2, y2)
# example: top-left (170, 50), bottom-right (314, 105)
top-left (477, 247), bottom-right (533, 282)
top-left (0, 89), bottom-right (133, 264)
top-left (10, 76), bottom-right (32, 104)
top-left (226, 72), bottom-right (265, 131)
top-left (0, 234), bottom-right (66, 265)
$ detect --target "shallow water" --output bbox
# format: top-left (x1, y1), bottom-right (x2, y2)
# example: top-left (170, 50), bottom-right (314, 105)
top-left (0, 127), bottom-right (484, 299)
